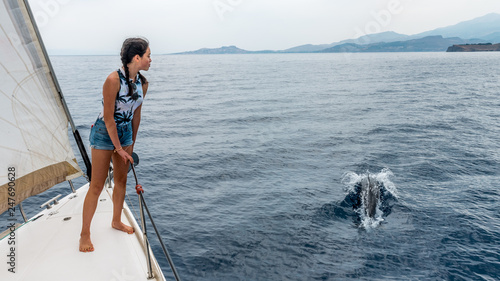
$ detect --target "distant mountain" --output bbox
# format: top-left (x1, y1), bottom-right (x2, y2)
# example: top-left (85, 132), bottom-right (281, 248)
top-left (292, 13), bottom-right (500, 53)
top-left (175, 45), bottom-right (251, 54)
top-left (175, 45), bottom-right (279, 55)
top-left (478, 31), bottom-right (500, 43)
top-left (413, 13), bottom-right (500, 40)
top-left (320, 36), bottom-right (484, 53)
top-left (283, 43), bottom-right (337, 53)
top-left (283, 31), bottom-right (410, 53)
top-left (338, 31), bottom-right (411, 45)
top-left (176, 13), bottom-right (500, 54)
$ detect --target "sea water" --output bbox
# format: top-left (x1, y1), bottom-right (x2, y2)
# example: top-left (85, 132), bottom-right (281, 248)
top-left (14, 52), bottom-right (500, 280)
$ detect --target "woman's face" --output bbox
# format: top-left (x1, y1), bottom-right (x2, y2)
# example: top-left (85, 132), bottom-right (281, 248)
top-left (138, 47), bottom-right (152, 71)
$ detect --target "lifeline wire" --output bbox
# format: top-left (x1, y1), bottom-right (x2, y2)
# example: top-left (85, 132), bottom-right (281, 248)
top-left (130, 165), bottom-right (182, 281)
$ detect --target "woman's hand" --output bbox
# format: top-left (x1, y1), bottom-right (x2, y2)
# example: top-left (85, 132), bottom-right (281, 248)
top-left (116, 148), bottom-right (134, 164)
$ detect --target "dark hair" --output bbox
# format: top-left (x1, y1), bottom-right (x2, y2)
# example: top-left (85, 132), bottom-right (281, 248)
top-left (120, 37), bottom-right (149, 96)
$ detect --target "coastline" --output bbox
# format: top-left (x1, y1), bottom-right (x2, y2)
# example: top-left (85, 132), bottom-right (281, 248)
top-left (447, 43), bottom-right (500, 52)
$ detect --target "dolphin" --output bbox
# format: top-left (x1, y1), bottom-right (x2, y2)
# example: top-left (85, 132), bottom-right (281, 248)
top-left (361, 175), bottom-right (380, 218)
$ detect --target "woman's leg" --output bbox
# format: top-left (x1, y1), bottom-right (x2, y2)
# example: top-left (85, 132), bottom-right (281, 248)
top-left (79, 148), bottom-right (113, 252)
top-left (111, 145), bottom-right (134, 234)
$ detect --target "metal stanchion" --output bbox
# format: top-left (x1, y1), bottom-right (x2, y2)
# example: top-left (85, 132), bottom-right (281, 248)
top-left (131, 164), bottom-right (181, 281)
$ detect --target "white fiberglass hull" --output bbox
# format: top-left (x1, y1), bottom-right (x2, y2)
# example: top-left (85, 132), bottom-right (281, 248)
top-left (0, 183), bottom-right (166, 281)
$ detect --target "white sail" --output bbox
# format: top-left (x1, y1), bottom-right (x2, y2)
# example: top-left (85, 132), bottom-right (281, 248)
top-left (0, 0), bottom-right (83, 214)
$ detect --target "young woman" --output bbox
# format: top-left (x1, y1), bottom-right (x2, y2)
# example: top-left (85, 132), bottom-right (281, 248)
top-left (79, 38), bottom-right (151, 252)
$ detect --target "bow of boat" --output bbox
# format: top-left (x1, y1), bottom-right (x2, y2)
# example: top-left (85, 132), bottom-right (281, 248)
top-left (0, 183), bottom-right (166, 281)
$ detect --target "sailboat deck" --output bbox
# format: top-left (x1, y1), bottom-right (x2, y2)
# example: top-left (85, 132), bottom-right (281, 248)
top-left (0, 183), bottom-right (166, 281)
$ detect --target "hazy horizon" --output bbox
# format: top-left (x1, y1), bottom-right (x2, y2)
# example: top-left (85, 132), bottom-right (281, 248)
top-left (28, 0), bottom-right (500, 55)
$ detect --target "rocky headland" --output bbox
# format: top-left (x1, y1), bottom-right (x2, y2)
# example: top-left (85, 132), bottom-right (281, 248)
top-left (446, 43), bottom-right (500, 52)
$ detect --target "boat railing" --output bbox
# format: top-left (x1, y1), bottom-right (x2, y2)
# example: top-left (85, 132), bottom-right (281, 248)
top-left (130, 165), bottom-right (181, 281)
top-left (129, 164), bottom-right (182, 281)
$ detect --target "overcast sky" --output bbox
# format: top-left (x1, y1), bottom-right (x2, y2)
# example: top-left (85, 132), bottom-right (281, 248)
top-left (28, 0), bottom-right (500, 55)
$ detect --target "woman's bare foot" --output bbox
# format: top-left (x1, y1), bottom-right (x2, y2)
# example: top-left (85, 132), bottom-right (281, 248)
top-left (112, 221), bottom-right (135, 234)
top-left (79, 233), bottom-right (94, 252)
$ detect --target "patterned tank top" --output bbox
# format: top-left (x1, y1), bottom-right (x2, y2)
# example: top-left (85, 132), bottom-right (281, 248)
top-left (97, 68), bottom-right (144, 125)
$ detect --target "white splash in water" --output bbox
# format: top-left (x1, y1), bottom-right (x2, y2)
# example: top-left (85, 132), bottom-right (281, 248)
top-left (341, 168), bottom-right (397, 229)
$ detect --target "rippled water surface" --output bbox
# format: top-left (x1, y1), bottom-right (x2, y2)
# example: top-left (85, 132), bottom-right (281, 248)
top-left (16, 53), bottom-right (500, 280)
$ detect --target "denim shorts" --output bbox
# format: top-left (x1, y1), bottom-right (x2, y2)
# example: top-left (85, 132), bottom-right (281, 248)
top-left (89, 118), bottom-right (133, 150)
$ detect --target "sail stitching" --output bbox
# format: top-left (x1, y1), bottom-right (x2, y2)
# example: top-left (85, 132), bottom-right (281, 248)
top-left (0, 13), bottom-right (31, 74)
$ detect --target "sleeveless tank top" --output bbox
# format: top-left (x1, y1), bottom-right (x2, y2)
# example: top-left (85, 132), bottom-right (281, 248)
top-left (97, 68), bottom-right (144, 125)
